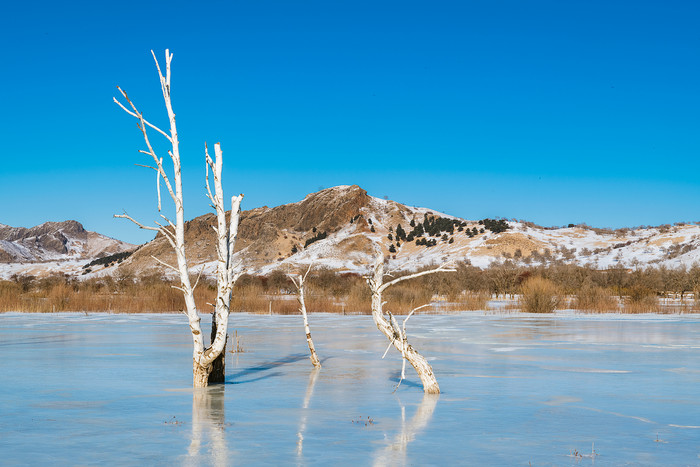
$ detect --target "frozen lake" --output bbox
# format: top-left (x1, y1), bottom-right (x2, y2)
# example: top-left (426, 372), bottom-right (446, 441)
top-left (1, 311), bottom-right (699, 465)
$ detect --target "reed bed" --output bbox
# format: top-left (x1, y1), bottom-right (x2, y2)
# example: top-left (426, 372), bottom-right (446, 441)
top-left (3, 260), bottom-right (699, 314)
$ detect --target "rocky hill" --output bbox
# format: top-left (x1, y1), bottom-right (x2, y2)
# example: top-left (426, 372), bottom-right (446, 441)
top-left (4, 186), bottom-right (699, 279)
top-left (116, 185), bottom-right (700, 277)
top-left (0, 221), bottom-right (134, 278)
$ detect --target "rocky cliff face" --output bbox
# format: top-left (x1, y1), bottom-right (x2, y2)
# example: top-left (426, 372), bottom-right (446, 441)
top-left (123, 185), bottom-right (377, 273)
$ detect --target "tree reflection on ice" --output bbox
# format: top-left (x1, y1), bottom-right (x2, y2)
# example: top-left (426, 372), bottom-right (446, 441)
top-left (187, 385), bottom-right (228, 467)
top-left (374, 394), bottom-right (439, 466)
top-left (296, 368), bottom-right (320, 458)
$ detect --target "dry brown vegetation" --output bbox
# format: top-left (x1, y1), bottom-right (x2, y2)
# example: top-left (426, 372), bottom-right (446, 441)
top-left (518, 277), bottom-right (561, 313)
top-left (3, 261), bottom-right (700, 314)
top-left (573, 284), bottom-right (620, 313)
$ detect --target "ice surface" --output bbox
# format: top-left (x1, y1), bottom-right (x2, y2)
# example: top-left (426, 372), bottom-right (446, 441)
top-left (0, 312), bottom-right (699, 465)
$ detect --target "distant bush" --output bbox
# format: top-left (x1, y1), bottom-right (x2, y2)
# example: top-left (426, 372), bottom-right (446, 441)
top-left (395, 224), bottom-right (407, 241)
top-left (624, 285), bottom-right (660, 313)
top-left (83, 251), bottom-right (133, 269)
top-left (480, 218), bottom-right (510, 234)
top-left (304, 231), bottom-right (327, 248)
top-left (574, 285), bottom-right (619, 312)
top-left (519, 277), bottom-right (561, 313)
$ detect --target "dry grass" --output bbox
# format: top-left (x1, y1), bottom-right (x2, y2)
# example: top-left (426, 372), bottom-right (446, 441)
top-left (0, 276), bottom-right (216, 313)
top-left (437, 291), bottom-right (491, 312)
top-left (4, 262), bottom-right (698, 315)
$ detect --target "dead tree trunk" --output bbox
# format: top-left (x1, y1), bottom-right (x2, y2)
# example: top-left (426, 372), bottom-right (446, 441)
top-left (114, 49), bottom-right (243, 387)
top-left (290, 266), bottom-right (321, 368)
top-left (208, 313), bottom-right (227, 384)
top-left (367, 254), bottom-right (455, 394)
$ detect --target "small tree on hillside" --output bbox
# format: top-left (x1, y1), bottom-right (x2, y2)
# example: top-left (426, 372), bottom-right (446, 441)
top-left (114, 49), bottom-right (243, 387)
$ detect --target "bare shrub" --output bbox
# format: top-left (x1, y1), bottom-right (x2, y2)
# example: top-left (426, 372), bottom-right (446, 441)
top-left (624, 285), bottom-right (660, 313)
top-left (519, 276), bottom-right (561, 313)
top-left (574, 285), bottom-right (619, 313)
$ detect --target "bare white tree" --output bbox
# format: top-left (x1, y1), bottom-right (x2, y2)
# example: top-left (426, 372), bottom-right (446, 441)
top-left (367, 253), bottom-right (455, 394)
top-left (289, 264), bottom-right (321, 368)
top-left (114, 49), bottom-right (242, 387)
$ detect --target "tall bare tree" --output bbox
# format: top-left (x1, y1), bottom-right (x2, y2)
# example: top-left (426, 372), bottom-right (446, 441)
top-left (367, 253), bottom-right (455, 394)
top-left (114, 49), bottom-right (242, 387)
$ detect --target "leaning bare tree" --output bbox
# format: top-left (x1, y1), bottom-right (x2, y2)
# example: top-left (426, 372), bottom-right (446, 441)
top-left (114, 49), bottom-right (243, 387)
top-left (367, 252), bottom-right (455, 394)
top-left (289, 264), bottom-right (321, 368)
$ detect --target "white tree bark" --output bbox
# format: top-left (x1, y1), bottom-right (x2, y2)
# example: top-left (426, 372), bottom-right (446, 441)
top-left (367, 254), bottom-right (455, 394)
top-left (290, 265), bottom-right (321, 369)
top-left (115, 50), bottom-right (242, 387)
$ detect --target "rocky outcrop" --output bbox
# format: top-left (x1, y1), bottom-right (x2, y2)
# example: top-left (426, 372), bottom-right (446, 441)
top-left (0, 220), bottom-right (133, 263)
top-left (124, 185), bottom-right (375, 273)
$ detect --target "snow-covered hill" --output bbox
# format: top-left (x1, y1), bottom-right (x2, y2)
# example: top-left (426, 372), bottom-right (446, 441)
top-left (0, 221), bottom-right (134, 279)
top-left (118, 185), bottom-right (700, 277)
top-left (3, 187), bottom-right (697, 280)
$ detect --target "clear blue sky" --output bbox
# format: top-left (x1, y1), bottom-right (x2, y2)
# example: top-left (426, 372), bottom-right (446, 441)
top-left (1, 0), bottom-right (698, 244)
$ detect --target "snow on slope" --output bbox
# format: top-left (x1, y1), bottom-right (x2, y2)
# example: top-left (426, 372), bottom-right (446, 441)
top-left (5, 187), bottom-right (699, 280)
top-left (236, 193), bottom-right (700, 276)
top-left (0, 221), bottom-right (135, 279)
top-left (253, 192), bottom-right (700, 275)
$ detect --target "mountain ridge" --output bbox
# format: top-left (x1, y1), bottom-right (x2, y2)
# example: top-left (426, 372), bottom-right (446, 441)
top-left (2, 185), bottom-right (699, 279)
top-left (0, 220), bottom-right (134, 278)
top-left (117, 185), bottom-right (700, 277)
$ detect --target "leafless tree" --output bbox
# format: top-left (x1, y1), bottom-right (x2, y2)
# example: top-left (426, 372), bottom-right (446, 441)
top-left (289, 264), bottom-right (321, 368)
top-left (114, 49), bottom-right (242, 387)
top-left (367, 254), bottom-right (455, 394)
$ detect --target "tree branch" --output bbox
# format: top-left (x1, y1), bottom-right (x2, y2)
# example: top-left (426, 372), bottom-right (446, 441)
top-left (192, 265), bottom-right (206, 291)
top-left (151, 255), bottom-right (180, 273)
top-left (114, 212), bottom-right (160, 232)
top-left (379, 262), bottom-right (457, 293)
top-left (112, 92), bottom-right (172, 142)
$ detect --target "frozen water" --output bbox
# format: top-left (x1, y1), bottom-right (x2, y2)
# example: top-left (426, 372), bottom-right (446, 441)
top-left (0, 311), bottom-right (699, 465)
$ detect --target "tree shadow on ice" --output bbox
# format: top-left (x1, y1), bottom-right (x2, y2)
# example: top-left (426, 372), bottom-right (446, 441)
top-left (388, 371), bottom-right (423, 390)
top-left (225, 353), bottom-right (308, 384)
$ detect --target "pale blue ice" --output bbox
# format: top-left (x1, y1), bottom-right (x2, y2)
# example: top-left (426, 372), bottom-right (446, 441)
top-left (0, 312), bottom-right (699, 465)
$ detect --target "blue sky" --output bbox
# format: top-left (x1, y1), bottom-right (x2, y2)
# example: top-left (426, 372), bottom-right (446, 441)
top-left (1, 0), bottom-right (698, 244)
